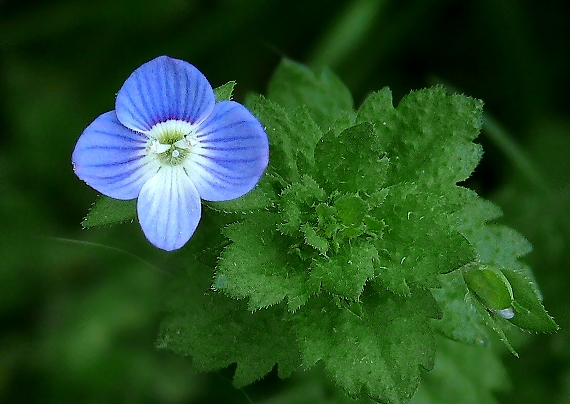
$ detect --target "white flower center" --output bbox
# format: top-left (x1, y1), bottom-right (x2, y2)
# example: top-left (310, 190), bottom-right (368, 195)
top-left (145, 120), bottom-right (198, 166)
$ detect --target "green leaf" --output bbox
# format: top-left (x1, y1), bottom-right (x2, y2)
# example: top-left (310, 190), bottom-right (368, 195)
top-left (277, 199), bottom-right (303, 237)
top-left (281, 174), bottom-right (327, 204)
top-left (411, 338), bottom-right (509, 404)
top-left (245, 94), bottom-right (302, 184)
top-left (469, 294), bottom-right (518, 357)
top-left (356, 87), bottom-right (395, 152)
top-left (213, 80), bottom-right (235, 102)
top-left (301, 223), bottom-right (329, 255)
top-left (267, 58), bottom-right (355, 131)
top-left (294, 288), bottom-right (438, 404)
top-left (431, 271), bottom-right (488, 346)
top-left (246, 94), bottom-right (325, 183)
top-left (157, 262), bottom-right (301, 387)
top-left (314, 122), bottom-right (390, 194)
top-left (214, 211), bottom-right (319, 311)
top-left (500, 268), bottom-right (559, 333)
top-left (372, 184), bottom-right (476, 295)
top-left (81, 195), bottom-right (136, 228)
top-left (206, 175), bottom-right (276, 213)
top-left (357, 86), bottom-right (483, 187)
top-left (316, 202), bottom-right (341, 238)
top-left (472, 225), bottom-right (532, 272)
top-left (277, 174), bottom-right (328, 240)
top-left (333, 193), bottom-right (368, 227)
top-left (310, 241), bottom-right (378, 299)
top-left (452, 187), bottom-right (504, 232)
top-left (277, 174), bottom-right (327, 240)
top-left (289, 106), bottom-right (324, 172)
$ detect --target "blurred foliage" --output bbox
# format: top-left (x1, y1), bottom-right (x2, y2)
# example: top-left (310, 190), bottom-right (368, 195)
top-left (0, 0), bottom-right (568, 403)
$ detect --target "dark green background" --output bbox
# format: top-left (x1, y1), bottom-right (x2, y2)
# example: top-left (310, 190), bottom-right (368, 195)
top-left (1, 0), bottom-right (569, 402)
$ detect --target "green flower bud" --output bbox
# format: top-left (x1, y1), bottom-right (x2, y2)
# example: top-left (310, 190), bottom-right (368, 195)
top-left (463, 264), bottom-right (514, 317)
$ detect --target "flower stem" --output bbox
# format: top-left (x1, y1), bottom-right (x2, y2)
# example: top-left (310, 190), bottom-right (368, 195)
top-left (308, 0), bottom-right (388, 69)
top-left (482, 114), bottom-right (548, 192)
top-left (44, 236), bottom-right (170, 276)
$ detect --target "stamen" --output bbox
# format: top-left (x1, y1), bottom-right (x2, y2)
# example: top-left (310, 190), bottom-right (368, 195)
top-left (186, 135), bottom-right (198, 148)
top-left (174, 135), bottom-right (198, 150)
top-left (147, 139), bottom-right (171, 155)
top-left (173, 139), bottom-right (189, 149)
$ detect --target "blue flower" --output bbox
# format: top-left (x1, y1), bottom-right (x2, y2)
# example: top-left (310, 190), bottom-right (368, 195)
top-left (72, 56), bottom-right (269, 251)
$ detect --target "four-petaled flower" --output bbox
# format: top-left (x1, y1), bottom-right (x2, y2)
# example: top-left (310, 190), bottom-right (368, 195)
top-left (72, 56), bottom-right (269, 251)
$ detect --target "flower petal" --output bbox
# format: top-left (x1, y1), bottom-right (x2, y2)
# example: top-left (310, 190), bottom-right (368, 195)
top-left (186, 101), bottom-right (269, 201)
top-left (137, 166), bottom-right (201, 251)
top-left (72, 111), bottom-right (159, 199)
top-left (115, 56), bottom-right (215, 132)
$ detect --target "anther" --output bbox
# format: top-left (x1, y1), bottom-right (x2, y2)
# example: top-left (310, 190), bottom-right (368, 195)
top-left (147, 139), bottom-right (171, 154)
top-left (185, 135), bottom-right (198, 148)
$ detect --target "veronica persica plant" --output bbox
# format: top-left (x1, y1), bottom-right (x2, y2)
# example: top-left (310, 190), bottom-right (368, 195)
top-left (72, 56), bottom-right (269, 251)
